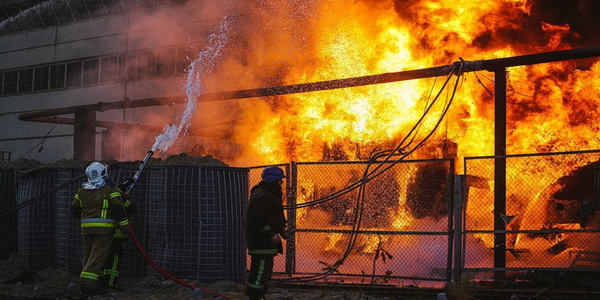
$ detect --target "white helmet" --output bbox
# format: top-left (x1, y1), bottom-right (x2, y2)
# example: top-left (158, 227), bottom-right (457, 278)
top-left (83, 162), bottom-right (108, 190)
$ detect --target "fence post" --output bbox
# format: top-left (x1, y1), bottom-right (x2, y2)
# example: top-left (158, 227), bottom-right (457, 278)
top-left (453, 174), bottom-right (466, 284)
top-left (493, 68), bottom-right (507, 281)
top-left (285, 162), bottom-right (297, 276)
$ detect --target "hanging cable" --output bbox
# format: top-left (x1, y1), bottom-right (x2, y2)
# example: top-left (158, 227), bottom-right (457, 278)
top-left (285, 61), bottom-right (463, 210)
top-left (13, 116), bottom-right (63, 161)
top-left (279, 61), bottom-right (464, 283)
top-left (0, 174), bottom-right (86, 217)
top-left (477, 71), bottom-right (533, 99)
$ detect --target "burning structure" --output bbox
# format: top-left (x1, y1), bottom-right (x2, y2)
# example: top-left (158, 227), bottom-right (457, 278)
top-left (1, 0), bottom-right (600, 289)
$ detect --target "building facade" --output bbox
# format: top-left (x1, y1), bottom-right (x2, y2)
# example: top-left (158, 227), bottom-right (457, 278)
top-left (0, 0), bottom-right (234, 163)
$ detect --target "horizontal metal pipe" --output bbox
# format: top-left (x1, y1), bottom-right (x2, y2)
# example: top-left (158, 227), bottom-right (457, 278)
top-left (18, 97), bottom-right (183, 120)
top-left (26, 116), bottom-right (231, 136)
top-left (26, 116), bottom-right (165, 132)
top-left (18, 46), bottom-right (600, 121)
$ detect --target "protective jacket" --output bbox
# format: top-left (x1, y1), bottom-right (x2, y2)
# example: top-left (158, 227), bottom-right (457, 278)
top-left (246, 181), bottom-right (287, 255)
top-left (71, 185), bottom-right (130, 235)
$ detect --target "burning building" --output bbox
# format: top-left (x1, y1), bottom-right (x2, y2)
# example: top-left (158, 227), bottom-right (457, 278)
top-left (1, 0), bottom-right (600, 165)
top-left (1, 0), bottom-right (600, 287)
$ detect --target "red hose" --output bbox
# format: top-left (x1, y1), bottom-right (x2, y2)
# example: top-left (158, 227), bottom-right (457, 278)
top-left (128, 226), bottom-right (231, 299)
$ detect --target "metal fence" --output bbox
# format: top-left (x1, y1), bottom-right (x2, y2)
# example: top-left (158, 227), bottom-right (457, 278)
top-left (3, 164), bottom-right (248, 284)
top-left (248, 150), bottom-right (600, 284)
top-left (462, 150), bottom-right (600, 277)
top-left (5, 149), bottom-right (600, 285)
top-left (0, 169), bottom-right (17, 261)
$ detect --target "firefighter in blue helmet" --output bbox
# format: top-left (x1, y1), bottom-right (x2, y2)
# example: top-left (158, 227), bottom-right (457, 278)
top-left (71, 162), bottom-right (130, 296)
top-left (246, 166), bottom-right (288, 300)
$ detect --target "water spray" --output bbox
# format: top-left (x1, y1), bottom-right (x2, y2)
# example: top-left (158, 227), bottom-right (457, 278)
top-left (124, 17), bottom-right (232, 299)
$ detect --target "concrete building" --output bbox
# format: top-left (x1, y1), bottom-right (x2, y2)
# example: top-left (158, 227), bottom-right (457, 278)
top-left (0, 0), bottom-right (235, 163)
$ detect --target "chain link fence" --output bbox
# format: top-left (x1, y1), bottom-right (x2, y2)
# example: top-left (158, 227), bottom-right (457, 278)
top-left (462, 150), bottom-right (600, 275)
top-left (250, 159), bottom-right (454, 283)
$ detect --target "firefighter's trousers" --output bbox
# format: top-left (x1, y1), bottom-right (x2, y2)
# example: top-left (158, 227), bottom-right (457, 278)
top-left (246, 254), bottom-right (275, 300)
top-left (103, 237), bottom-right (125, 287)
top-left (80, 234), bottom-right (114, 290)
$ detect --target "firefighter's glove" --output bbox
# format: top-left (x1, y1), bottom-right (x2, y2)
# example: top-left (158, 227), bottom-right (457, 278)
top-left (269, 234), bottom-right (281, 244)
top-left (279, 230), bottom-right (288, 240)
top-left (119, 178), bottom-right (135, 192)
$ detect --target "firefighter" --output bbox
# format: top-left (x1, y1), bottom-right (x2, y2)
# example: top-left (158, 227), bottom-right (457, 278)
top-left (101, 178), bottom-right (135, 290)
top-left (245, 166), bottom-right (287, 300)
top-left (71, 162), bottom-right (130, 296)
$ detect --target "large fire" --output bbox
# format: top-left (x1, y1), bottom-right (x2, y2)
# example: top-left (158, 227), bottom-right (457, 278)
top-left (183, 0), bottom-right (600, 277)
top-left (196, 0), bottom-right (600, 166)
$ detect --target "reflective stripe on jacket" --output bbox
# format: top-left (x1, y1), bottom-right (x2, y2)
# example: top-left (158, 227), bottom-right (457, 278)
top-left (72, 185), bottom-right (129, 235)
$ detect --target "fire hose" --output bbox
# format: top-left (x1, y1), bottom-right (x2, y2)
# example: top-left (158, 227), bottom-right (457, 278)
top-left (125, 150), bottom-right (229, 300)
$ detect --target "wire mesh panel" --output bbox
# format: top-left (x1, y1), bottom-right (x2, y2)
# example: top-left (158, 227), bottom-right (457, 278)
top-left (55, 168), bottom-right (85, 274)
top-left (144, 167), bottom-right (169, 278)
top-left (292, 159), bottom-right (454, 282)
top-left (17, 169), bottom-right (57, 271)
top-left (0, 169), bottom-right (17, 261)
top-left (146, 166), bottom-right (200, 278)
top-left (198, 166), bottom-right (248, 283)
top-left (463, 150), bottom-right (600, 271)
top-left (145, 165), bottom-right (248, 283)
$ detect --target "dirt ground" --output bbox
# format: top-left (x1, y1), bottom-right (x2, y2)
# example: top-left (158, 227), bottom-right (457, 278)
top-left (0, 253), bottom-right (404, 300)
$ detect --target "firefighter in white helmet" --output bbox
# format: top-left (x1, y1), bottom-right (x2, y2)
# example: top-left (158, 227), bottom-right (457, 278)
top-left (71, 162), bottom-right (130, 296)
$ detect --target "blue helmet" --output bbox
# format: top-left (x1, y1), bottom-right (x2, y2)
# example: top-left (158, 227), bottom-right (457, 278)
top-left (261, 166), bottom-right (285, 182)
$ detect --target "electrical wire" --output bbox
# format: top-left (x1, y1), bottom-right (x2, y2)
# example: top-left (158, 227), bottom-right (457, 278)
top-left (284, 61), bottom-right (462, 210)
top-left (13, 115), bottom-right (64, 161)
top-left (477, 71), bottom-right (534, 99)
top-left (0, 174), bottom-right (86, 217)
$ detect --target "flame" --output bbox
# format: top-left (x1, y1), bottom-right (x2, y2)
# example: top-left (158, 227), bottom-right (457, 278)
top-left (324, 233), bottom-right (344, 253)
top-left (186, 0), bottom-right (600, 263)
top-left (196, 0), bottom-right (600, 167)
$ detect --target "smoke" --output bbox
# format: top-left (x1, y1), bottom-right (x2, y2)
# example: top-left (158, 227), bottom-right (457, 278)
top-left (391, 0), bottom-right (600, 57)
top-left (0, 0), bottom-right (190, 35)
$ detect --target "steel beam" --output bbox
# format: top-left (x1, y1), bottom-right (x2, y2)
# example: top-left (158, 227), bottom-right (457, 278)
top-left (19, 46), bottom-right (600, 122)
top-left (73, 111), bottom-right (96, 161)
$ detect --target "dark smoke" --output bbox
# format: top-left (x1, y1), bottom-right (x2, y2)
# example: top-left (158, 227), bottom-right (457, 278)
top-left (393, 0), bottom-right (600, 53)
